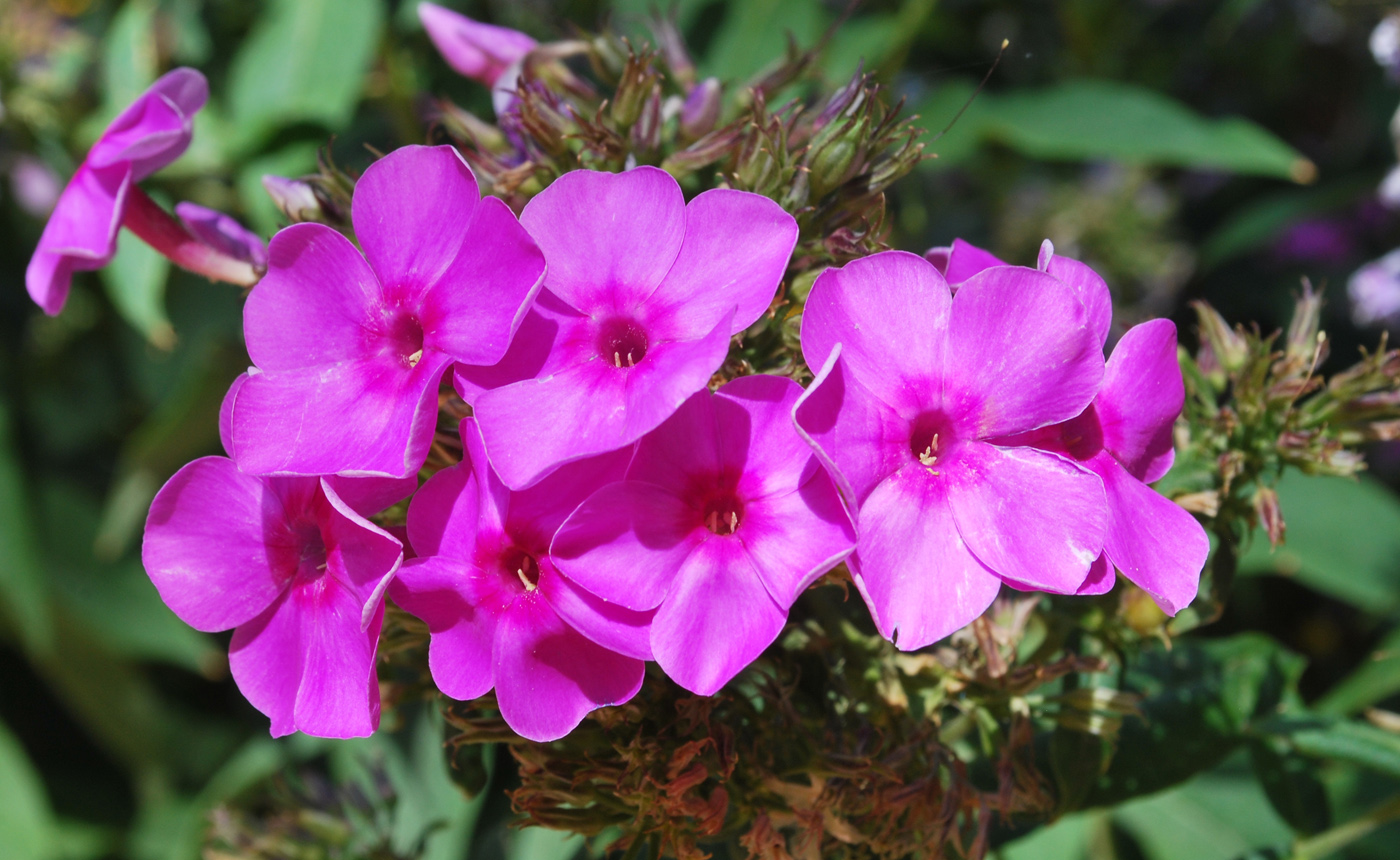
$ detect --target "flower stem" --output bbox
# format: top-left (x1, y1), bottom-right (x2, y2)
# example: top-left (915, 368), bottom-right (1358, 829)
top-left (121, 187), bottom-right (261, 287)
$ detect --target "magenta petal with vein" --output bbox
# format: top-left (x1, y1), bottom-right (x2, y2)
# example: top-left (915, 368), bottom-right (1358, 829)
top-left (554, 375), bottom-right (854, 694)
top-left (143, 458), bottom-right (402, 738)
top-left (796, 250), bottom-right (1109, 645)
top-left (474, 167), bottom-right (796, 488)
top-left (388, 419), bottom-right (648, 741)
top-left (418, 2), bottom-right (537, 88)
top-left (231, 145), bottom-right (544, 478)
top-left (27, 68), bottom-right (207, 315)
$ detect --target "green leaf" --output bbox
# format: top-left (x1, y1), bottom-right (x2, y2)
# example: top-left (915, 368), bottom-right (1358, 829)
top-left (1316, 626), bottom-right (1400, 717)
top-left (101, 0), bottom-right (159, 117)
top-left (1111, 767), bottom-right (1293, 860)
top-left (1263, 715), bottom-right (1400, 781)
top-left (508, 827), bottom-right (585, 860)
top-left (226, 0), bottom-right (385, 152)
top-left (998, 811), bottom-right (1100, 860)
top-left (917, 78), bottom-right (1312, 181)
top-left (101, 230), bottom-right (174, 349)
top-left (0, 401), bottom-right (53, 655)
top-left (1086, 634), bottom-right (1305, 806)
top-left (1239, 473), bottom-right (1400, 615)
top-left (1249, 738), bottom-right (1331, 835)
top-left (699, 0), bottom-right (824, 83)
top-left (0, 719), bottom-right (57, 860)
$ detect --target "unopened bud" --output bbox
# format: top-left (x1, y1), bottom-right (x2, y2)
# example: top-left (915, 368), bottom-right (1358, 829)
top-left (1192, 301), bottom-right (1248, 373)
top-left (261, 175), bottom-right (323, 223)
top-left (806, 115), bottom-right (867, 199)
top-left (1285, 280), bottom-right (1324, 366)
top-left (630, 82), bottom-right (663, 154)
top-left (588, 32), bottom-right (630, 83)
top-left (660, 122), bottom-right (743, 177)
top-left (611, 50), bottom-right (658, 129)
top-left (434, 100), bottom-right (508, 151)
top-left (1253, 486), bottom-right (1285, 549)
top-left (650, 13), bottom-right (695, 88)
top-left (680, 77), bottom-right (721, 141)
top-left (174, 202), bottom-right (268, 270)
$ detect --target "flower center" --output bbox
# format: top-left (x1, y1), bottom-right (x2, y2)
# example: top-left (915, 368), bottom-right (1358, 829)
top-left (909, 413), bottom-right (955, 474)
top-left (294, 523), bottom-right (328, 581)
top-left (596, 317), bottom-right (649, 368)
top-left (502, 546), bottom-right (540, 592)
top-left (386, 312), bottom-right (425, 368)
top-left (701, 495), bottom-right (744, 536)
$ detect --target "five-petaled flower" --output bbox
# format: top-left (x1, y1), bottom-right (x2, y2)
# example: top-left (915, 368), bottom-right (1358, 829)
top-left (459, 166), bottom-right (798, 489)
top-left (27, 68), bottom-right (207, 315)
top-left (553, 375), bottom-right (856, 695)
top-left (227, 144), bottom-right (545, 478)
top-left (795, 250), bottom-right (1110, 651)
top-left (142, 457), bottom-right (412, 738)
top-left (389, 419), bottom-right (651, 741)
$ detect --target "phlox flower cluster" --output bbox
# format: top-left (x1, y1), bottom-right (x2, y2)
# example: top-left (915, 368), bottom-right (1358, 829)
top-left (35, 63), bottom-right (1207, 743)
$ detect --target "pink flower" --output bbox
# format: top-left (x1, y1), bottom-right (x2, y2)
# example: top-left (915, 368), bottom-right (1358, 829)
top-left (174, 202), bottom-right (267, 269)
top-left (995, 321), bottom-right (1208, 613)
top-left (142, 458), bottom-right (411, 738)
top-left (552, 375), bottom-right (856, 695)
top-left (227, 144), bottom-right (545, 478)
top-left (922, 238), bottom-right (1007, 286)
top-left (389, 419), bottom-right (649, 742)
top-left (458, 167), bottom-right (798, 489)
top-left (418, 2), bottom-right (536, 95)
top-left (795, 251), bottom-right (1109, 651)
top-left (27, 68), bottom-right (207, 315)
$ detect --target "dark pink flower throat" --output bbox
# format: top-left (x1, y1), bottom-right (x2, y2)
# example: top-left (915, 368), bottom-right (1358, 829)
top-left (702, 495), bottom-right (744, 536)
top-left (597, 317), bottom-right (649, 368)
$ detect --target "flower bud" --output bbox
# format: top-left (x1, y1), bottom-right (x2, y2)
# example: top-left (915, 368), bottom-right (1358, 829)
top-left (650, 13), bottom-right (695, 88)
top-left (611, 50), bottom-right (659, 129)
top-left (680, 77), bottom-right (721, 142)
top-left (433, 99), bottom-right (508, 151)
top-left (1253, 485), bottom-right (1285, 549)
top-left (660, 122), bottom-right (743, 177)
top-left (1285, 280), bottom-right (1323, 366)
top-left (630, 82), bottom-right (663, 155)
top-left (805, 115), bottom-right (867, 199)
top-left (1192, 301), bottom-right (1248, 374)
top-left (261, 175), bottom-right (323, 223)
top-left (174, 202), bottom-right (268, 269)
top-left (418, 2), bottom-right (536, 87)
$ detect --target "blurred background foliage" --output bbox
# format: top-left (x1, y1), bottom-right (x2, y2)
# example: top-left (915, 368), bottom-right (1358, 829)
top-left (2, 0), bottom-right (1400, 858)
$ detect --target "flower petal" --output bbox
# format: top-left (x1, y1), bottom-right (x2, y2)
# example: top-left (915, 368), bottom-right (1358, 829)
top-left (88, 67), bottom-right (206, 179)
top-left (946, 266), bottom-right (1104, 439)
top-left (1097, 319), bottom-right (1183, 483)
top-left (475, 310), bottom-right (730, 489)
top-left (550, 481), bottom-right (698, 611)
top-left (317, 478), bottom-right (404, 611)
top-left (945, 442), bottom-right (1107, 593)
top-left (943, 238), bottom-right (1007, 285)
top-left (218, 372), bottom-right (249, 459)
top-left (424, 195), bottom-right (546, 366)
top-left (230, 352), bottom-right (450, 478)
top-left (351, 145), bottom-right (481, 300)
top-left (418, 2), bottom-right (537, 86)
top-left (243, 223), bottom-right (383, 373)
top-left (26, 163), bottom-right (130, 315)
top-left (650, 538), bottom-right (787, 695)
top-left (717, 374), bottom-right (826, 500)
top-left (405, 459), bottom-right (480, 561)
top-left (519, 167), bottom-right (686, 315)
top-left (792, 348), bottom-right (909, 507)
top-left (228, 573), bottom-right (382, 739)
top-left (540, 565), bottom-right (655, 661)
top-left (851, 465), bottom-right (1002, 650)
top-left (143, 457), bottom-right (296, 632)
top-left (1097, 454), bottom-right (1207, 615)
top-left (645, 188), bottom-right (797, 337)
top-left (1078, 555), bottom-right (1116, 595)
top-left (739, 461), bottom-right (855, 607)
top-left (1040, 242), bottom-right (1113, 347)
top-left (452, 292), bottom-right (581, 403)
top-left (389, 557), bottom-right (497, 701)
top-left (800, 251), bottom-right (949, 411)
top-left (493, 597), bottom-right (644, 741)
top-left (323, 473), bottom-right (419, 520)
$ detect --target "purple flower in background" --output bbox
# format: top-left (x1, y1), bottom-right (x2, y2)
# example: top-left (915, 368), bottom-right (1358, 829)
top-left (389, 419), bottom-right (649, 742)
top-left (142, 458), bottom-right (410, 738)
top-left (1373, 13), bottom-right (1400, 80)
top-left (175, 202), bottom-right (267, 269)
top-left (419, 2), bottom-right (536, 110)
top-left (10, 155), bottom-right (61, 218)
top-left (460, 167), bottom-right (798, 489)
top-left (553, 375), bottom-right (855, 695)
top-left (26, 67), bottom-right (206, 315)
top-left (1350, 248), bottom-right (1400, 328)
top-left (795, 251), bottom-right (1108, 650)
top-left (228, 144), bottom-right (545, 478)
top-left (996, 321), bottom-right (1207, 613)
